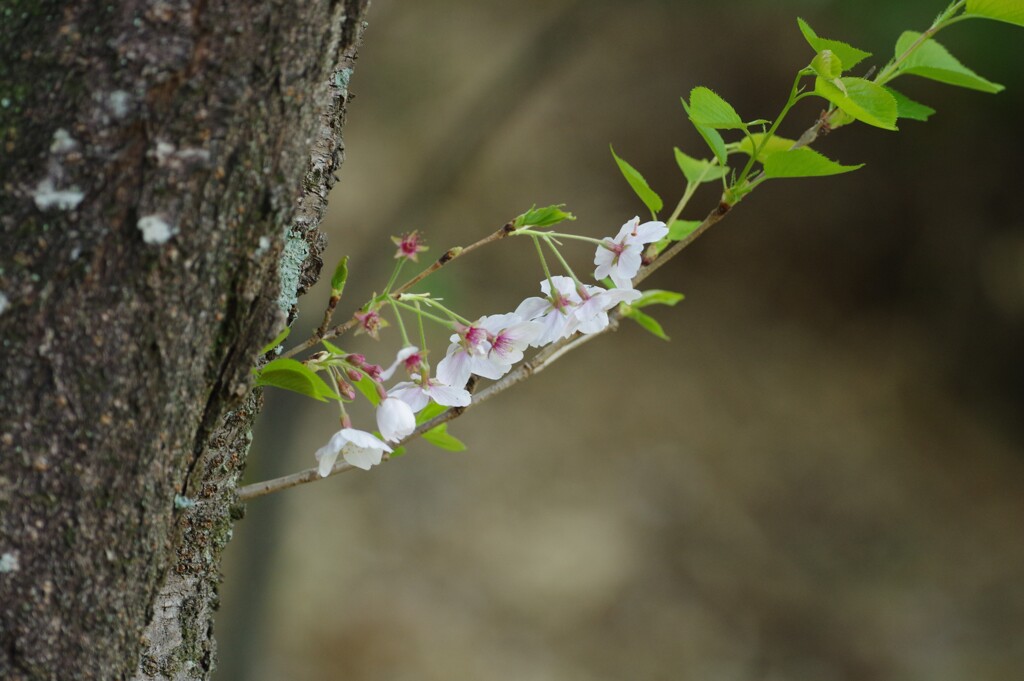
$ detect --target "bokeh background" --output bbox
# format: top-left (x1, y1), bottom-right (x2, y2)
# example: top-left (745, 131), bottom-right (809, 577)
top-left (216, 1), bottom-right (1024, 679)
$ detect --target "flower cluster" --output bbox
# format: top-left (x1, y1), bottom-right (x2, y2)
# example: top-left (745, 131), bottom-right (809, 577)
top-left (311, 216), bottom-right (666, 477)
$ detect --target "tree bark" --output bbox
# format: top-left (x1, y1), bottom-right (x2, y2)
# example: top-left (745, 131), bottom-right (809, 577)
top-left (0, 1), bottom-right (369, 678)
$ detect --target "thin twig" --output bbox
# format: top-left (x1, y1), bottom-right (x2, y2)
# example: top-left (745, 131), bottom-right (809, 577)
top-left (237, 203), bottom-right (731, 502)
top-left (281, 223), bottom-right (514, 359)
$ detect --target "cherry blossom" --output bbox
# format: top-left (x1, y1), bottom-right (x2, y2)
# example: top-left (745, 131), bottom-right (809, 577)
top-left (514, 276), bottom-right (583, 347)
top-left (478, 313), bottom-right (543, 367)
top-left (392, 230), bottom-right (428, 262)
top-left (314, 428), bottom-right (392, 475)
top-left (573, 284), bottom-right (641, 334)
top-left (593, 216), bottom-right (668, 289)
top-left (436, 322), bottom-right (490, 388)
top-left (376, 397), bottom-right (417, 442)
top-left (380, 345), bottom-right (422, 380)
top-left (389, 374), bottom-right (471, 413)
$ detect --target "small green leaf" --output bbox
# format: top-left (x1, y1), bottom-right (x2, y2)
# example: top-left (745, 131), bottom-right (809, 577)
top-left (260, 327), bottom-right (291, 355)
top-left (667, 219), bottom-right (701, 241)
top-left (631, 290), bottom-right (685, 308)
top-left (811, 49), bottom-right (844, 80)
top-left (320, 339), bottom-right (345, 356)
top-left (884, 86), bottom-right (935, 121)
top-left (422, 423), bottom-right (467, 451)
top-left (330, 256), bottom-right (349, 296)
top-left (966, 0), bottom-right (1024, 28)
top-left (796, 18), bottom-right (872, 71)
top-left (673, 148), bottom-right (728, 184)
top-left (735, 133), bottom-right (798, 161)
top-left (687, 87), bottom-right (745, 130)
top-left (254, 357), bottom-right (340, 401)
top-left (513, 204), bottom-right (577, 228)
top-left (763, 148), bottom-right (863, 179)
top-left (610, 146), bottom-right (663, 216)
top-left (815, 77), bottom-right (898, 130)
top-left (681, 97), bottom-right (728, 165)
top-left (353, 374), bottom-right (382, 406)
top-left (893, 31), bottom-right (1004, 93)
top-left (389, 446), bottom-right (407, 458)
top-left (623, 307), bottom-right (670, 341)
top-left (415, 402), bottom-right (447, 425)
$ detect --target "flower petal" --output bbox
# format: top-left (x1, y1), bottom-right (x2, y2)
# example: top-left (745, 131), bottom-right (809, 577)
top-left (437, 344), bottom-right (472, 388)
top-left (424, 382), bottom-right (472, 407)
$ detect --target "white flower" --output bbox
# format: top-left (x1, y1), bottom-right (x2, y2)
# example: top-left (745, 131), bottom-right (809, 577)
top-left (478, 313), bottom-right (543, 367)
top-left (380, 345), bottom-right (421, 380)
top-left (390, 374), bottom-right (471, 413)
top-left (593, 217), bottom-right (668, 289)
top-left (514, 276), bottom-right (583, 347)
top-left (314, 428), bottom-right (392, 476)
top-left (376, 397), bottom-right (416, 442)
top-left (436, 323), bottom-right (492, 388)
top-left (574, 284), bottom-right (641, 334)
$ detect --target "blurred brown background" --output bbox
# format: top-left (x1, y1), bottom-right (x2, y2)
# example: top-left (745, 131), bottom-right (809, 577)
top-left (216, 1), bottom-right (1024, 679)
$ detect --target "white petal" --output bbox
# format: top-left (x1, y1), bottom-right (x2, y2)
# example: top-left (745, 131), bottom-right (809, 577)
top-left (577, 311), bottom-right (610, 334)
top-left (593, 245), bottom-right (617, 281)
top-left (424, 383), bottom-right (472, 407)
top-left (629, 220), bottom-right (669, 245)
top-left (469, 354), bottom-right (509, 380)
top-left (339, 428), bottom-right (392, 453)
top-left (478, 312), bottom-right (520, 334)
top-left (436, 344), bottom-right (472, 388)
top-left (390, 382), bottom-right (430, 413)
top-left (342, 443), bottom-right (385, 471)
top-left (514, 296), bottom-right (551, 321)
top-left (315, 445), bottom-right (341, 478)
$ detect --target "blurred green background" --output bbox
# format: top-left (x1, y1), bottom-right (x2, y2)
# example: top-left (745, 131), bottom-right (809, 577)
top-left (216, 1), bottom-right (1024, 679)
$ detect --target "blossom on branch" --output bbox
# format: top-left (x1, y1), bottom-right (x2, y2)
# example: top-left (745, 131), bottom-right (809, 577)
top-left (390, 374), bottom-right (471, 413)
top-left (314, 428), bottom-right (393, 476)
top-left (392, 230), bottom-right (428, 262)
top-left (514, 276), bottom-right (583, 347)
top-left (377, 397), bottom-right (417, 442)
top-left (593, 216), bottom-right (668, 289)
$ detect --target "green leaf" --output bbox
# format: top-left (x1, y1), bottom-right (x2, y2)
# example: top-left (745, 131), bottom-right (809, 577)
top-left (623, 307), bottom-right (670, 341)
top-left (763, 148), bottom-right (863, 179)
top-left (389, 446), bottom-right (407, 458)
top-left (422, 423), bottom-right (467, 451)
top-left (811, 49), bottom-right (844, 80)
top-left (735, 133), bottom-right (798, 161)
top-left (330, 256), bottom-right (349, 296)
top-left (966, 0), bottom-right (1024, 28)
top-left (260, 327), bottom-right (291, 355)
top-left (631, 290), bottom-right (685, 308)
top-left (353, 374), bottom-right (382, 406)
top-left (610, 146), bottom-right (663, 216)
top-left (681, 97), bottom-right (728, 165)
top-left (796, 18), bottom-right (872, 71)
top-left (673, 148), bottom-right (728, 185)
top-left (814, 77), bottom-right (898, 130)
top-left (415, 401), bottom-right (447, 425)
top-left (884, 86), bottom-right (935, 121)
top-left (513, 204), bottom-right (577, 228)
top-left (254, 357), bottom-right (340, 402)
top-left (893, 31), bottom-right (1004, 93)
top-left (687, 86), bottom-right (745, 130)
top-left (667, 219), bottom-right (702, 241)
top-left (320, 339), bottom-right (345, 356)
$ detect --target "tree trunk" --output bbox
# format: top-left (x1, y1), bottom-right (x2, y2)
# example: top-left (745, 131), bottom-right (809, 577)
top-left (0, 1), bottom-right (369, 678)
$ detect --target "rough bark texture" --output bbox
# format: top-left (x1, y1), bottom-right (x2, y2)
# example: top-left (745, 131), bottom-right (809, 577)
top-left (0, 1), bottom-right (368, 678)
